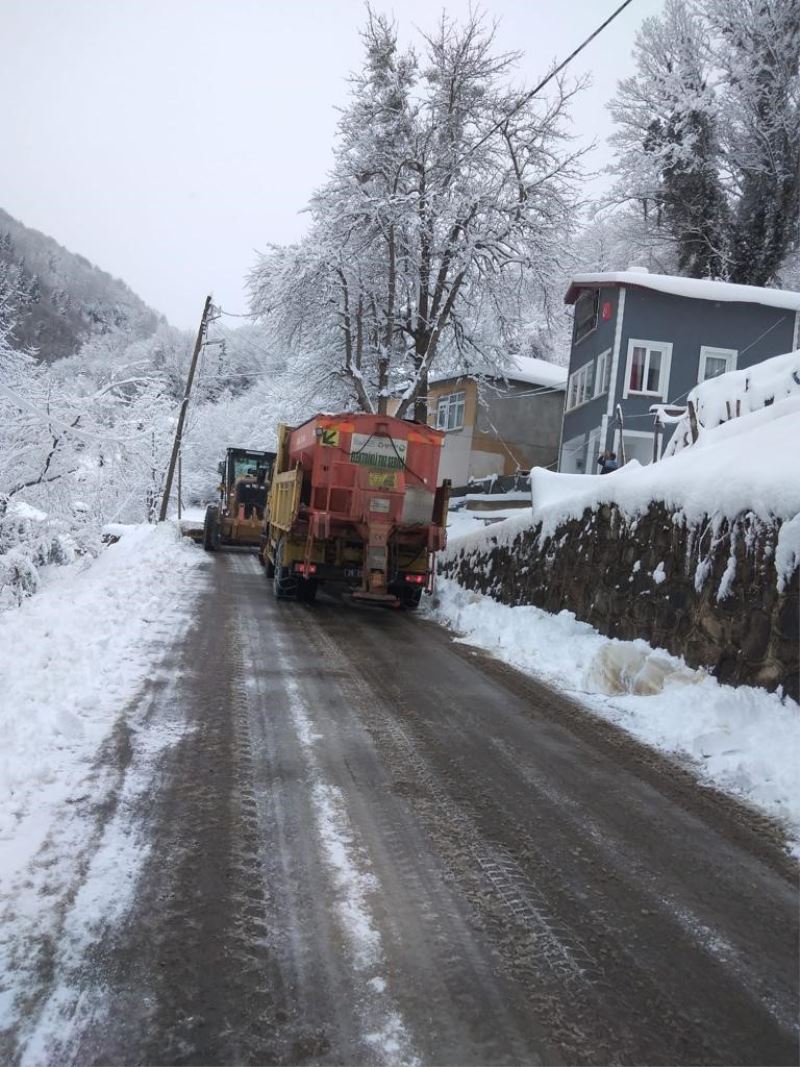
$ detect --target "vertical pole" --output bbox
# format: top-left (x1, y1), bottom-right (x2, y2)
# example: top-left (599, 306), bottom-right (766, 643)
top-left (159, 295), bottom-right (212, 521)
top-left (652, 415), bottom-right (662, 464)
top-left (177, 451), bottom-right (183, 521)
top-left (615, 403), bottom-right (626, 465)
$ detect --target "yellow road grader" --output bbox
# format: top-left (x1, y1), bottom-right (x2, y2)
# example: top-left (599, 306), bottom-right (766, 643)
top-left (203, 447), bottom-right (275, 551)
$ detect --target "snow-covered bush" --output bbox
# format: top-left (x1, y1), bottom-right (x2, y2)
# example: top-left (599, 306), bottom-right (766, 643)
top-left (0, 497), bottom-right (79, 609)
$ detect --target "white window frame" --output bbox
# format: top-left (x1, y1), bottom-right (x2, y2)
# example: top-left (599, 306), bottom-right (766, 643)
top-left (559, 432), bottom-right (588, 473)
top-left (436, 390), bottom-right (465, 431)
top-left (566, 361), bottom-right (594, 411)
top-left (698, 346), bottom-right (737, 383)
top-left (574, 288), bottom-right (599, 344)
top-left (622, 339), bottom-right (673, 400)
top-left (614, 427), bottom-right (658, 465)
top-left (586, 427), bottom-right (602, 474)
top-left (594, 348), bottom-right (612, 398)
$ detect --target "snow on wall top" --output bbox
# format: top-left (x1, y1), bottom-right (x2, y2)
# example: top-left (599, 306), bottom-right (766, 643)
top-left (565, 271), bottom-right (800, 312)
top-left (445, 391), bottom-right (800, 565)
top-left (431, 354), bottom-right (566, 389)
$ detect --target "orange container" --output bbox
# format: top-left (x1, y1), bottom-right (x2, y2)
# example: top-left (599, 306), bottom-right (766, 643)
top-left (287, 413), bottom-right (446, 542)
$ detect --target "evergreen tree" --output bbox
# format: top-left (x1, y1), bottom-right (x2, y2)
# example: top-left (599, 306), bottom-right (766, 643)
top-left (609, 0), bottom-right (728, 277)
top-left (706, 0), bottom-right (800, 286)
top-left (608, 0), bottom-right (799, 286)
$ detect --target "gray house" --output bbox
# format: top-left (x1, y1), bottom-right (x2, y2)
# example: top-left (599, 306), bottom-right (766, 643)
top-left (559, 271), bottom-right (800, 472)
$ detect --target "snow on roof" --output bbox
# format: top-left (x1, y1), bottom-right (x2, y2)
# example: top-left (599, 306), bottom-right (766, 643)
top-left (431, 355), bottom-right (567, 389)
top-left (565, 271), bottom-right (800, 312)
top-left (504, 355), bottom-right (567, 389)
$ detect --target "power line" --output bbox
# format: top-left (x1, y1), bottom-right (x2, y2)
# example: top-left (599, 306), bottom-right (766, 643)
top-left (455, 0), bottom-right (638, 167)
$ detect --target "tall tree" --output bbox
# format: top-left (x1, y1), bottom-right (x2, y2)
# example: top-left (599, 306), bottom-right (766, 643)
top-left (609, 0), bottom-right (729, 277)
top-left (249, 9), bottom-right (582, 417)
top-left (608, 0), bottom-right (799, 286)
top-left (706, 0), bottom-right (800, 286)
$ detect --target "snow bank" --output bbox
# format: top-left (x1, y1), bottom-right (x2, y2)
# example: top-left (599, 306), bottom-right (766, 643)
top-left (426, 579), bottom-right (800, 852)
top-left (0, 523), bottom-right (205, 875)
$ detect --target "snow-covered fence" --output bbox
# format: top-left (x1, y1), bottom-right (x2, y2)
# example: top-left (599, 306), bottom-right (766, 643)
top-left (666, 349), bottom-right (800, 455)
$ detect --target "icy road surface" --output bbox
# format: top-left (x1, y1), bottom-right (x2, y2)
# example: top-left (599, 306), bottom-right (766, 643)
top-left (3, 550), bottom-right (798, 1065)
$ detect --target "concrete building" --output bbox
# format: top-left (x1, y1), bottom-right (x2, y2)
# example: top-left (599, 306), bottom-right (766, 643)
top-left (427, 356), bottom-right (567, 487)
top-left (559, 271), bottom-right (800, 473)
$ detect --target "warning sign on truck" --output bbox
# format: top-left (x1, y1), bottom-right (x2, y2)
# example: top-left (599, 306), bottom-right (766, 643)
top-left (350, 433), bottom-right (407, 470)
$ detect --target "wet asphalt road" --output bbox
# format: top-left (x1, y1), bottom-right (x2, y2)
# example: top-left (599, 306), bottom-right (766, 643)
top-left (9, 550), bottom-right (800, 1065)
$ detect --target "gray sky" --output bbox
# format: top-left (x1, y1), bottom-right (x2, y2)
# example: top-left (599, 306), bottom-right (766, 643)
top-left (1, 0), bottom-right (662, 329)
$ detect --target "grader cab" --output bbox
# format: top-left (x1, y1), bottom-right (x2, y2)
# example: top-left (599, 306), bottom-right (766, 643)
top-left (203, 447), bottom-right (276, 551)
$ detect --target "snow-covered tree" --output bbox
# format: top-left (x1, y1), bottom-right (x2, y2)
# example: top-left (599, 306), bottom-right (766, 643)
top-left (609, 0), bottom-right (729, 277)
top-left (706, 0), bottom-right (800, 286)
top-left (607, 0), bottom-right (799, 285)
top-left (250, 9), bottom-right (583, 418)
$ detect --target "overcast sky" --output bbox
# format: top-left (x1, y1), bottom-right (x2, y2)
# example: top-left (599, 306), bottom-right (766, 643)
top-left (2, 0), bottom-right (662, 329)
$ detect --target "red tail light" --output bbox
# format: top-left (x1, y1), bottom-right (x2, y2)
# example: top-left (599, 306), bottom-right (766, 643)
top-left (404, 573), bottom-right (426, 584)
top-left (294, 563), bottom-right (317, 575)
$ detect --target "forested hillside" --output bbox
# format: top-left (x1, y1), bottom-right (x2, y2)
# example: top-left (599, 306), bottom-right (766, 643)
top-left (0, 207), bottom-right (163, 361)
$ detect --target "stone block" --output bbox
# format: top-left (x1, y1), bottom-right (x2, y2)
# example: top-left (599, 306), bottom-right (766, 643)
top-left (740, 611), bottom-right (771, 663)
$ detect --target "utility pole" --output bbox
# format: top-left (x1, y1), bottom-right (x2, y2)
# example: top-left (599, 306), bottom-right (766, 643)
top-left (159, 295), bottom-right (213, 522)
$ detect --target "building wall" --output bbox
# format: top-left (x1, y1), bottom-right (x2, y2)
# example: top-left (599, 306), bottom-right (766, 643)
top-left (476, 382), bottom-right (564, 472)
top-left (427, 378), bottom-right (479, 485)
top-left (558, 286), bottom-right (624, 473)
top-left (560, 285), bottom-right (798, 472)
top-left (429, 376), bottom-right (565, 485)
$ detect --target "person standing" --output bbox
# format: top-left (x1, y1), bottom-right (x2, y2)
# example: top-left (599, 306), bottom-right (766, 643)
top-left (597, 450), bottom-right (619, 474)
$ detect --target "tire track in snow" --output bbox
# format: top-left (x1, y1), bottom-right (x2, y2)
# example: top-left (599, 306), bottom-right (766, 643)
top-left (270, 618), bottom-right (420, 1067)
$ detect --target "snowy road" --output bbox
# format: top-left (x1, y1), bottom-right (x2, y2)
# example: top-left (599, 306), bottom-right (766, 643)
top-left (5, 550), bottom-right (799, 1065)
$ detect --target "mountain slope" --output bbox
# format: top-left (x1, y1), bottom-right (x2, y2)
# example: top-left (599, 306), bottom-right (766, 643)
top-left (0, 207), bottom-right (163, 361)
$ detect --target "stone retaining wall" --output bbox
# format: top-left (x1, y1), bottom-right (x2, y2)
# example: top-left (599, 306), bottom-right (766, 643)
top-left (440, 504), bottom-right (799, 701)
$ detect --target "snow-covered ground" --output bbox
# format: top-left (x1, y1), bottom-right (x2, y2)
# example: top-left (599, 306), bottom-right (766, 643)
top-left (0, 524), bottom-right (207, 1037)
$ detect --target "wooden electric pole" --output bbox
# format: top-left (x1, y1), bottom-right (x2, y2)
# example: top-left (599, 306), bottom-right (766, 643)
top-left (159, 295), bottom-right (213, 522)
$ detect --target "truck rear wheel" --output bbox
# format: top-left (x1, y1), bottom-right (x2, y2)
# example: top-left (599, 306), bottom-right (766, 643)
top-left (203, 506), bottom-right (219, 551)
top-left (272, 537), bottom-right (298, 600)
top-left (400, 585), bottom-right (423, 609)
top-left (297, 577), bottom-right (318, 604)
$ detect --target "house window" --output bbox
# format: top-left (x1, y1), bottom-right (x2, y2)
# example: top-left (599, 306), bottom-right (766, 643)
top-left (622, 339), bottom-right (672, 399)
top-left (594, 348), bottom-right (612, 398)
top-left (436, 390), bottom-right (465, 431)
top-left (560, 433), bottom-right (588, 473)
top-left (617, 430), bottom-right (657, 466)
top-left (699, 346), bottom-right (737, 382)
top-left (574, 289), bottom-right (599, 343)
top-left (566, 361), bottom-right (593, 410)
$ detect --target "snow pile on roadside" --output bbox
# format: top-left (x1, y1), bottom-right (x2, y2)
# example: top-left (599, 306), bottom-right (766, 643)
top-left (0, 523), bottom-right (206, 874)
top-left (426, 578), bottom-right (800, 852)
